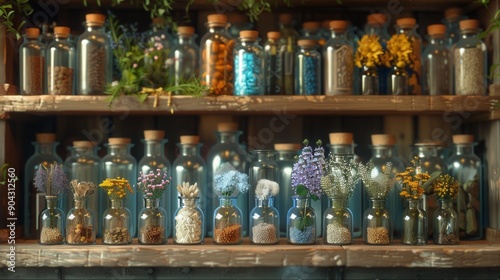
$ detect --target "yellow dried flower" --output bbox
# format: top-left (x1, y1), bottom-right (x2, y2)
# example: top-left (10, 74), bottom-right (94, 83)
top-left (99, 177), bottom-right (133, 199)
top-left (395, 157), bottom-right (429, 200)
top-left (383, 34), bottom-right (414, 68)
top-left (355, 34), bottom-right (384, 68)
top-left (432, 174), bottom-right (459, 200)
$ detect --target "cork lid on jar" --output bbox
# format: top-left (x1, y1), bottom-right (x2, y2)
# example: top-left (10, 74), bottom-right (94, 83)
top-left (371, 134), bottom-right (396, 146)
top-left (144, 130), bottom-right (165, 140)
top-left (180, 135), bottom-right (200, 144)
top-left (445, 7), bottom-right (462, 19)
top-left (177, 26), bottom-right (195, 35)
top-left (279, 13), bottom-right (293, 25)
top-left (452, 134), bottom-right (474, 144)
top-left (367, 13), bottom-right (387, 25)
top-left (239, 30), bottom-right (259, 39)
top-left (86, 13), bottom-right (106, 24)
top-left (25, 28), bottom-right (40, 38)
top-left (36, 133), bottom-right (56, 143)
top-left (303, 21), bottom-right (320, 30)
top-left (267, 31), bottom-right (281, 40)
top-left (329, 133), bottom-right (354, 145)
top-left (217, 122), bottom-right (238, 132)
top-left (459, 19), bottom-right (479, 30)
top-left (207, 14), bottom-right (227, 24)
top-left (73, 141), bottom-right (95, 148)
top-left (427, 24), bottom-right (446, 36)
top-left (108, 137), bottom-right (131, 145)
top-left (54, 26), bottom-right (70, 36)
top-left (329, 20), bottom-right (348, 31)
top-left (297, 39), bottom-right (316, 47)
top-left (396, 17), bottom-right (416, 27)
top-left (274, 143), bottom-right (302, 151)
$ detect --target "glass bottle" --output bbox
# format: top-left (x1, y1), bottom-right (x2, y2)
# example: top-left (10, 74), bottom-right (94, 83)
top-left (264, 31), bottom-right (285, 95)
top-left (174, 196), bottom-right (204, 244)
top-left (138, 197), bottom-right (167, 244)
top-left (250, 196), bottom-right (279, 244)
top-left (324, 197), bottom-right (352, 245)
top-left (454, 19), bottom-right (487, 95)
top-left (19, 27), bottom-right (45, 95)
top-left (234, 30), bottom-right (264, 96)
top-left (395, 17), bottom-right (422, 95)
top-left (433, 198), bottom-right (460, 245)
top-left (46, 26), bottom-right (75, 95)
top-left (324, 20), bottom-right (354, 95)
top-left (24, 133), bottom-right (63, 239)
top-left (278, 13), bottom-right (300, 95)
top-left (447, 134), bottom-right (483, 240)
top-left (363, 198), bottom-right (392, 245)
top-left (422, 24), bottom-right (452, 95)
top-left (443, 7), bottom-right (464, 48)
top-left (248, 150), bottom-right (279, 211)
top-left (295, 39), bottom-right (321, 95)
top-left (170, 26), bottom-right (199, 88)
top-left (145, 17), bottom-right (173, 63)
top-left (301, 21), bottom-right (325, 47)
top-left (388, 65), bottom-right (409, 95)
top-left (171, 135), bottom-right (206, 236)
top-left (100, 138), bottom-right (137, 237)
top-left (401, 198), bottom-right (427, 245)
top-left (227, 12), bottom-right (253, 39)
top-left (200, 14), bottom-right (235, 96)
top-left (213, 196), bottom-right (243, 244)
top-left (287, 196), bottom-right (316, 244)
top-left (207, 122), bottom-right (248, 236)
top-left (274, 143), bottom-right (301, 237)
top-left (364, 13), bottom-right (390, 94)
top-left (39, 196), bottom-right (65, 245)
top-left (77, 13), bottom-right (111, 95)
top-left (40, 22), bottom-right (54, 46)
top-left (102, 197), bottom-right (132, 245)
top-left (66, 196), bottom-right (96, 245)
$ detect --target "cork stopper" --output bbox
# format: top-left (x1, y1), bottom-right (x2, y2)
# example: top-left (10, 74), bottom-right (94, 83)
top-left (217, 122), bottom-right (238, 132)
top-left (152, 17), bottom-right (163, 25)
top-left (267, 31), bottom-right (281, 40)
top-left (396, 17), bottom-right (416, 27)
top-left (86, 13), bottom-right (106, 24)
top-left (207, 14), bottom-right (227, 24)
top-left (303, 21), bottom-right (320, 30)
top-left (297, 39), bottom-right (316, 47)
top-left (177, 26), bottom-right (195, 35)
top-left (180, 135), bottom-right (200, 144)
top-left (25, 28), bottom-right (40, 38)
top-left (445, 7), bottom-right (462, 19)
top-left (329, 133), bottom-right (353, 145)
top-left (108, 138), bottom-right (131, 145)
top-left (427, 24), bottom-right (446, 36)
top-left (54, 26), bottom-right (70, 36)
top-left (144, 130), bottom-right (165, 140)
top-left (452, 134), bottom-right (474, 144)
top-left (239, 30), bottom-right (258, 39)
top-left (367, 13), bottom-right (387, 25)
top-left (73, 141), bottom-right (94, 148)
top-left (459, 19), bottom-right (479, 30)
top-left (322, 20), bottom-right (331, 29)
top-left (329, 20), bottom-right (348, 31)
top-left (274, 143), bottom-right (302, 151)
top-left (36, 133), bottom-right (56, 143)
top-left (371, 134), bottom-right (396, 146)
top-left (279, 13), bottom-right (293, 25)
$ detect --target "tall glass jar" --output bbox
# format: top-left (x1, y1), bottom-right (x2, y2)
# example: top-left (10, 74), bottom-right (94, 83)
top-left (279, 13), bottom-right (299, 95)
top-left (171, 26), bottom-right (199, 88)
top-left (101, 138), bottom-right (137, 237)
top-left (364, 14), bottom-right (390, 94)
top-left (323, 20), bottom-right (354, 95)
top-left (174, 197), bottom-right (204, 244)
top-left (250, 197), bottom-right (279, 244)
top-left (454, 19), bottom-right (487, 95)
top-left (207, 123), bottom-right (248, 236)
top-left (39, 196), bottom-right (65, 245)
top-left (19, 27), bottom-right (45, 95)
top-left (448, 134), bottom-right (483, 240)
top-left (401, 199), bottom-right (427, 245)
top-left (77, 13), bottom-right (111, 95)
top-left (138, 197), bottom-right (167, 244)
top-left (287, 196), bottom-right (316, 244)
top-left (46, 26), bottom-right (75, 95)
top-left (171, 135), bottom-right (206, 236)
top-left (264, 31), bottom-right (285, 95)
top-left (200, 14), bottom-right (235, 96)
top-left (24, 133), bottom-right (63, 239)
top-left (395, 17), bottom-right (422, 95)
top-left (443, 7), bottom-right (464, 48)
top-left (274, 143), bottom-right (301, 237)
top-left (102, 198), bottom-right (132, 245)
top-left (295, 39), bottom-right (321, 95)
top-left (66, 197), bottom-right (95, 245)
top-left (324, 197), bottom-right (352, 245)
top-left (248, 150), bottom-right (279, 211)
top-left (234, 30), bottom-right (264, 96)
top-left (423, 24), bottom-right (452, 95)
top-left (363, 198), bottom-right (392, 245)
top-left (433, 198), bottom-right (460, 244)
top-left (213, 196), bottom-right (243, 244)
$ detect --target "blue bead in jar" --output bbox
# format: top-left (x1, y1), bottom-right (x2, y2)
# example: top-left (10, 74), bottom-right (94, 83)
top-left (234, 30), bottom-right (264, 96)
top-left (295, 39), bottom-right (321, 95)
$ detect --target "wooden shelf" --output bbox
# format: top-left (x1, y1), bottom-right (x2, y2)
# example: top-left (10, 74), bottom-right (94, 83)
top-left (2, 238), bottom-right (499, 268)
top-left (0, 95), bottom-right (498, 118)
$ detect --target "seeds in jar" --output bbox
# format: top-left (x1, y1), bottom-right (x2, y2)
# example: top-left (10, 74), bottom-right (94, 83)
top-left (326, 223), bottom-right (351, 244)
top-left (40, 227), bottom-right (63, 244)
top-left (175, 208), bottom-right (202, 244)
top-left (454, 48), bottom-right (485, 95)
top-left (366, 226), bottom-right (390, 244)
top-left (48, 66), bottom-right (74, 95)
top-left (201, 40), bottom-right (234, 95)
top-left (81, 45), bottom-right (106, 94)
top-left (22, 56), bottom-right (44, 95)
top-left (251, 223), bottom-right (277, 244)
top-left (67, 223), bottom-right (94, 244)
top-left (214, 224), bottom-right (241, 244)
top-left (139, 224), bottom-right (165, 244)
top-left (104, 227), bottom-right (130, 244)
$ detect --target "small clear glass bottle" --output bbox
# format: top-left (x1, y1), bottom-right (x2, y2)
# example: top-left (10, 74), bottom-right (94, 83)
top-left (364, 13), bottom-right (390, 94)
top-left (39, 196), bottom-right (65, 245)
top-left (287, 196), bottom-right (316, 244)
top-left (170, 26), bottom-right (199, 88)
top-left (174, 196), bottom-right (204, 244)
top-left (422, 24), bottom-right (452, 95)
top-left (323, 20), bottom-right (354, 95)
top-left (227, 13), bottom-right (253, 39)
top-left (200, 14), bottom-right (235, 96)
top-left (278, 13), bottom-right (300, 95)
top-left (324, 197), bottom-right (352, 245)
top-left (248, 150), bottom-right (279, 211)
top-left (102, 197), bottom-right (132, 245)
top-left (213, 196), bottom-right (243, 244)
top-left (40, 22), bottom-right (54, 46)
top-left (19, 27), bottom-right (45, 95)
top-left (47, 26), bottom-right (75, 95)
top-left (66, 196), bottom-right (96, 245)
top-left (295, 39), bottom-right (321, 95)
top-left (24, 133), bottom-right (63, 239)
top-left (234, 30), bottom-right (264, 96)
top-left (395, 17), bottom-right (422, 95)
top-left (363, 198), bottom-right (392, 245)
top-left (433, 198), bottom-right (460, 244)
top-left (264, 31), bottom-right (285, 95)
top-left (250, 196), bottom-right (279, 244)
top-left (301, 21), bottom-right (325, 47)
top-left (77, 13), bottom-right (111, 95)
top-left (454, 19), bottom-right (487, 95)
top-left (447, 134), bottom-right (483, 240)
top-left (138, 197), bottom-right (168, 245)
top-left (401, 198), bottom-right (427, 245)
top-left (443, 7), bottom-right (464, 48)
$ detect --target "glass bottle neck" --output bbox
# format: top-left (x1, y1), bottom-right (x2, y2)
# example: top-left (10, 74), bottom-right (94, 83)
top-left (459, 29), bottom-right (479, 38)
top-left (110, 198), bottom-right (124, 209)
top-left (46, 196), bottom-right (59, 209)
top-left (181, 197), bottom-right (198, 208)
top-left (85, 24), bottom-right (104, 33)
top-left (415, 146), bottom-right (438, 158)
top-left (178, 35), bottom-right (194, 45)
top-left (330, 197), bottom-right (347, 209)
top-left (252, 150), bottom-right (276, 162)
top-left (453, 144), bottom-right (474, 155)
top-left (293, 196), bottom-right (310, 208)
top-left (35, 142), bottom-right (58, 155)
top-left (71, 146), bottom-right (97, 157)
top-left (330, 144), bottom-right (355, 155)
top-left (255, 197), bottom-right (274, 207)
top-left (329, 29), bottom-right (347, 40)
top-left (144, 198), bottom-right (160, 208)
top-left (208, 24), bottom-right (227, 34)
top-left (371, 145), bottom-right (395, 158)
top-left (407, 199), bottom-right (419, 209)
top-left (74, 197), bottom-right (87, 209)
top-left (276, 150), bottom-right (298, 161)
top-left (216, 131), bottom-right (241, 144)
top-left (428, 35), bottom-right (446, 45)
top-left (178, 143), bottom-right (201, 156)
top-left (107, 144), bottom-right (132, 156)
top-left (143, 140), bottom-right (166, 156)
top-left (219, 196), bottom-right (237, 207)
top-left (371, 198), bottom-right (386, 209)
top-left (439, 198), bottom-right (453, 209)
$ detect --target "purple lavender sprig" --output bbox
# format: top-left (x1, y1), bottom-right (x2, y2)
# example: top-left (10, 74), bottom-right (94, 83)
top-left (291, 139), bottom-right (324, 200)
top-left (34, 163), bottom-right (69, 196)
top-left (137, 169), bottom-right (171, 200)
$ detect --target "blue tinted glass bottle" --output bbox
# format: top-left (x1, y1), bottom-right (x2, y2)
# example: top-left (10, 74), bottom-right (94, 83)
top-left (234, 30), bottom-right (264, 96)
top-left (295, 39), bottom-right (321, 95)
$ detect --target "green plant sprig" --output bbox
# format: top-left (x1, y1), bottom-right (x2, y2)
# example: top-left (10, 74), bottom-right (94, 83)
top-left (0, 0), bottom-right (33, 39)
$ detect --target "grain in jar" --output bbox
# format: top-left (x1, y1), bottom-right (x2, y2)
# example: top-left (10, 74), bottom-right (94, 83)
top-left (47, 26), bottom-right (75, 95)
top-left (19, 28), bottom-right (45, 95)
